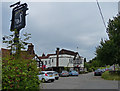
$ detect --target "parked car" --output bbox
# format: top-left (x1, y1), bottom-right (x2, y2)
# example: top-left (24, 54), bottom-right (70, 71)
top-left (105, 68), bottom-right (112, 71)
top-left (51, 71), bottom-right (59, 80)
top-left (59, 70), bottom-right (69, 77)
top-left (100, 69), bottom-right (105, 73)
top-left (94, 69), bottom-right (103, 76)
top-left (69, 70), bottom-right (79, 76)
top-left (37, 71), bottom-right (55, 83)
top-left (105, 68), bottom-right (109, 71)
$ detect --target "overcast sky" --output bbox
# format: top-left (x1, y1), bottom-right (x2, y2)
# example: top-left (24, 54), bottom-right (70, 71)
top-left (1, 1), bottom-right (118, 61)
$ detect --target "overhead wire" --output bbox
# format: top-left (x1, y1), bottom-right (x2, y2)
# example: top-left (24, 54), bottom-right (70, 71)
top-left (96, 0), bottom-right (107, 30)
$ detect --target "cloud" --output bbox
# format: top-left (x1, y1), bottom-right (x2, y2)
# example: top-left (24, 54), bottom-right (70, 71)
top-left (2, 2), bottom-right (118, 61)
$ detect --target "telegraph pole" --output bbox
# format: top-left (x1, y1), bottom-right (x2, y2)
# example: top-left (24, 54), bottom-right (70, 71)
top-left (118, 1), bottom-right (120, 16)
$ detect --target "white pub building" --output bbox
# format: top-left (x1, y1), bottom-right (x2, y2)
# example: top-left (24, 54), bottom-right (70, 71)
top-left (39, 48), bottom-right (85, 72)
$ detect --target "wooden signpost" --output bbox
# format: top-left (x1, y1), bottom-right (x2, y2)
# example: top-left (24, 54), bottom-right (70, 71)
top-left (10, 2), bottom-right (28, 57)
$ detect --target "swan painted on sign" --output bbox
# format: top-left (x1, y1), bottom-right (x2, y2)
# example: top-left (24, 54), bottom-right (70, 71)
top-left (15, 10), bottom-right (23, 25)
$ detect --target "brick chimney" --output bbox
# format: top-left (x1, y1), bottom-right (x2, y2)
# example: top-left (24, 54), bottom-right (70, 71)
top-left (27, 43), bottom-right (35, 54)
top-left (56, 48), bottom-right (59, 67)
top-left (42, 53), bottom-right (45, 57)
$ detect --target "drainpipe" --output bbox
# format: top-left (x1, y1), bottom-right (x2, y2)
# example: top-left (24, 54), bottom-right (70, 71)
top-left (56, 48), bottom-right (59, 67)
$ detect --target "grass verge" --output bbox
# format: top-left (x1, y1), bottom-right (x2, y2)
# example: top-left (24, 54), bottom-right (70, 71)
top-left (101, 71), bottom-right (120, 80)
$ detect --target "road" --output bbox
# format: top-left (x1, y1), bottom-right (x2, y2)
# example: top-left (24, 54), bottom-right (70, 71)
top-left (40, 72), bottom-right (118, 89)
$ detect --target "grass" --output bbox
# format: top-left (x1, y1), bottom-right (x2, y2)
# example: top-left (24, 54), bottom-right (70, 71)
top-left (101, 71), bottom-right (120, 80)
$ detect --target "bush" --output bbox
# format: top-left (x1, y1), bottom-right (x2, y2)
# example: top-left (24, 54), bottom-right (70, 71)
top-left (0, 57), bottom-right (2, 90)
top-left (102, 71), bottom-right (120, 80)
top-left (109, 70), bottom-right (120, 75)
top-left (88, 68), bottom-right (92, 72)
top-left (2, 56), bottom-right (40, 90)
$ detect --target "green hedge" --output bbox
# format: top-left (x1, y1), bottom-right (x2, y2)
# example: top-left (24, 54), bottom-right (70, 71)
top-left (0, 57), bottom-right (1, 90)
top-left (2, 56), bottom-right (40, 90)
top-left (109, 70), bottom-right (120, 75)
top-left (101, 71), bottom-right (120, 80)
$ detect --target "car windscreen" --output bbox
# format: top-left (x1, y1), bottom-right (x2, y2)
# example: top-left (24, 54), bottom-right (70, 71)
top-left (62, 71), bottom-right (68, 73)
top-left (53, 72), bottom-right (58, 74)
top-left (95, 70), bottom-right (101, 72)
top-left (47, 72), bottom-right (53, 74)
top-left (72, 71), bottom-right (76, 72)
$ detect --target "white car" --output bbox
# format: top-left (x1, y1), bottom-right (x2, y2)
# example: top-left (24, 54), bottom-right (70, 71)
top-left (38, 71), bottom-right (55, 83)
top-left (51, 71), bottom-right (59, 80)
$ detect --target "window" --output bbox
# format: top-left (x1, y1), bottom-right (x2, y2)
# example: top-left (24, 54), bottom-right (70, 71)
top-left (39, 72), bottom-right (44, 75)
top-left (69, 58), bottom-right (73, 63)
top-left (45, 61), bottom-right (47, 65)
top-left (52, 59), bottom-right (53, 62)
top-left (49, 60), bottom-right (51, 64)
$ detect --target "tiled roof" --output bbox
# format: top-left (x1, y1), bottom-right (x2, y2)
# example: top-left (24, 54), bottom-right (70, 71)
top-left (39, 54), bottom-right (56, 59)
top-left (1, 48), bottom-right (36, 60)
top-left (1, 48), bottom-right (11, 58)
top-left (59, 49), bottom-right (78, 56)
top-left (39, 56), bottom-right (49, 59)
top-left (39, 49), bottom-right (79, 59)
top-left (47, 54), bottom-right (56, 56)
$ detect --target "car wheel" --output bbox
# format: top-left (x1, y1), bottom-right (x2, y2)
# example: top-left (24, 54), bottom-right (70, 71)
top-left (51, 79), bottom-right (54, 82)
top-left (42, 78), bottom-right (45, 83)
top-left (56, 78), bottom-right (59, 80)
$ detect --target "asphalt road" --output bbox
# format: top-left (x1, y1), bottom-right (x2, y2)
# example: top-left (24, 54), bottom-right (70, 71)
top-left (40, 72), bottom-right (118, 89)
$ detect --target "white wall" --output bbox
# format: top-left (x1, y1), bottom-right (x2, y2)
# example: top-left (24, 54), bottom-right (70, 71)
top-left (59, 58), bottom-right (73, 67)
top-left (41, 59), bottom-right (51, 67)
top-left (50, 58), bottom-right (56, 67)
top-left (80, 58), bottom-right (84, 68)
top-left (40, 54), bottom-right (84, 68)
top-left (49, 54), bottom-right (74, 67)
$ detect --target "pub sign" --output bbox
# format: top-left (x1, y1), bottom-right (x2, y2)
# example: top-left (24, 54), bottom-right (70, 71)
top-left (10, 3), bottom-right (28, 31)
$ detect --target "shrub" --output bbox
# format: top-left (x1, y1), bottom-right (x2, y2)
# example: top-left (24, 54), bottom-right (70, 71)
top-left (88, 68), bottom-right (92, 72)
top-left (102, 71), bottom-right (120, 80)
top-left (0, 57), bottom-right (2, 90)
top-left (109, 70), bottom-right (120, 75)
top-left (2, 56), bottom-right (40, 90)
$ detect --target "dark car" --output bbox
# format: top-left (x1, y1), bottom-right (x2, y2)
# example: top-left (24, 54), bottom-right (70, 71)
top-left (94, 69), bottom-right (103, 76)
top-left (101, 69), bottom-right (106, 73)
top-left (59, 70), bottom-right (69, 77)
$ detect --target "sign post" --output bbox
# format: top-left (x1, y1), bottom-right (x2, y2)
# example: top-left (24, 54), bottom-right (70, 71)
top-left (10, 2), bottom-right (28, 57)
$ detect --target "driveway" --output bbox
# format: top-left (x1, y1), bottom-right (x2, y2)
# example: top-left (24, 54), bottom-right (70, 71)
top-left (40, 72), bottom-right (118, 89)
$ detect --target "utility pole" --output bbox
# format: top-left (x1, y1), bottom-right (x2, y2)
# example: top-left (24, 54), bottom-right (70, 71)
top-left (118, 1), bottom-right (120, 16)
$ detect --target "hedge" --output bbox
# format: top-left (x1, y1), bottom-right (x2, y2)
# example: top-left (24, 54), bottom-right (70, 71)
top-left (109, 70), bottom-right (120, 75)
top-left (102, 71), bottom-right (120, 80)
top-left (2, 56), bottom-right (40, 90)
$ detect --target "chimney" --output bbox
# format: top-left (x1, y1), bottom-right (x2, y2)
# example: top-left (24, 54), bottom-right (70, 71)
top-left (27, 43), bottom-right (35, 54)
top-left (42, 53), bottom-right (45, 57)
top-left (56, 48), bottom-right (59, 67)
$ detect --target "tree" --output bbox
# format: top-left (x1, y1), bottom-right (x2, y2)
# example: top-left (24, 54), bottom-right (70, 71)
top-left (96, 39), bottom-right (116, 65)
top-left (3, 32), bottom-right (31, 58)
top-left (96, 15), bottom-right (120, 65)
top-left (107, 15), bottom-right (120, 65)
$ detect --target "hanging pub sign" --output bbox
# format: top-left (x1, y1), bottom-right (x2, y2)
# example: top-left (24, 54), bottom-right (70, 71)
top-left (10, 3), bottom-right (28, 31)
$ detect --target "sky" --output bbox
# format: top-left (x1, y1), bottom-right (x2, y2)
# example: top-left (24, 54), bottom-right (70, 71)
top-left (1, 1), bottom-right (118, 61)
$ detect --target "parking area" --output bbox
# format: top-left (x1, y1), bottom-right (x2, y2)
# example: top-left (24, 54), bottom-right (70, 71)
top-left (40, 72), bottom-right (118, 89)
